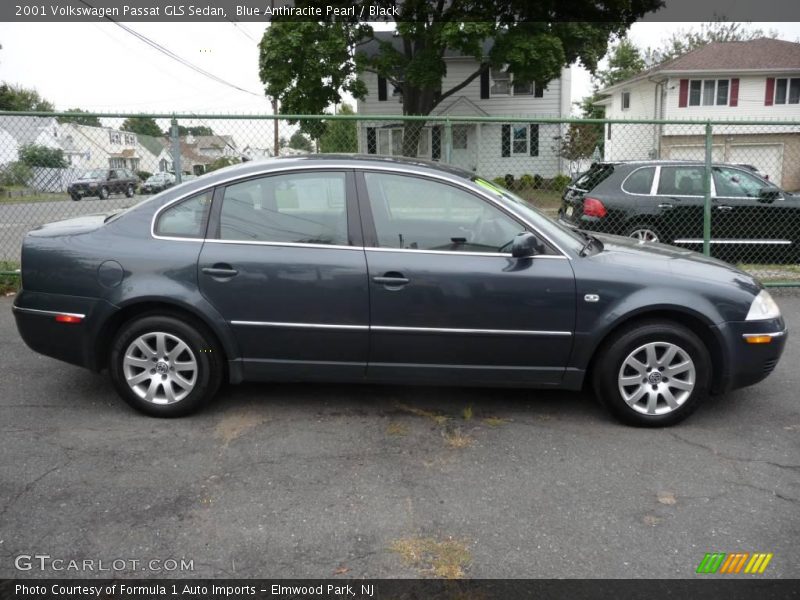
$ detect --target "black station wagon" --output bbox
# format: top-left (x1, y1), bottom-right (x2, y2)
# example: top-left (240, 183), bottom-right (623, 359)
top-left (559, 160), bottom-right (800, 261)
top-left (13, 156), bottom-right (787, 426)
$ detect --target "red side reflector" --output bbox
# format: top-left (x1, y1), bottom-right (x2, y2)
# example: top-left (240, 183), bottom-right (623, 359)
top-left (583, 197), bottom-right (607, 218)
top-left (55, 314), bottom-right (82, 324)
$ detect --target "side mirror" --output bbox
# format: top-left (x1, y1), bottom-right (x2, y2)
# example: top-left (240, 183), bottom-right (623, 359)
top-left (759, 186), bottom-right (781, 202)
top-left (511, 232), bottom-right (545, 258)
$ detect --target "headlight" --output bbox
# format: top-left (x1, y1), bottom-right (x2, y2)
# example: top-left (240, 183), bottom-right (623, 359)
top-left (746, 290), bottom-right (781, 321)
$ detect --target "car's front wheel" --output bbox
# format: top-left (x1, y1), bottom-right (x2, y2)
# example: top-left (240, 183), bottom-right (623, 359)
top-left (98, 186), bottom-right (109, 200)
top-left (593, 320), bottom-right (710, 427)
top-left (109, 314), bottom-right (223, 417)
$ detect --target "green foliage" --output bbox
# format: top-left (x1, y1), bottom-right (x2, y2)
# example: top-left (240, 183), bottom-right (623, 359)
top-left (0, 83), bottom-right (53, 111)
top-left (257, 1), bottom-right (661, 129)
top-left (557, 122), bottom-right (602, 163)
top-left (319, 104), bottom-right (358, 153)
top-left (121, 117), bottom-right (162, 138)
top-left (0, 261), bottom-right (21, 295)
top-left (595, 38), bottom-right (646, 89)
top-left (491, 177), bottom-right (508, 189)
top-left (0, 162), bottom-right (32, 186)
top-left (205, 156), bottom-right (240, 173)
top-left (288, 131), bottom-right (313, 152)
top-left (519, 174), bottom-right (535, 189)
top-left (176, 125), bottom-right (214, 136)
top-left (58, 109), bottom-right (102, 127)
top-left (18, 144), bottom-right (67, 168)
top-left (551, 174), bottom-right (572, 193)
top-left (136, 170), bottom-right (152, 181)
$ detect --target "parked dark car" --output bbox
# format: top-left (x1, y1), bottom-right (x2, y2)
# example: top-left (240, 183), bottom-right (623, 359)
top-left (558, 160), bottom-right (799, 260)
top-left (68, 168), bottom-right (139, 201)
top-left (140, 172), bottom-right (176, 195)
top-left (13, 156), bottom-right (786, 426)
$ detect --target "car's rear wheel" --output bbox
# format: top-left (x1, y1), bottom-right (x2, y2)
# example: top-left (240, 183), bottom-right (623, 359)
top-left (98, 186), bottom-right (109, 200)
top-left (109, 314), bottom-right (223, 417)
top-left (70, 193), bottom-right (81, 202)
top-left (125, 184), bottom-right (134, 198)
top-left (625, 223), bottom-right (663, 244)
top-left (593, 320), bottom-right (710, 427)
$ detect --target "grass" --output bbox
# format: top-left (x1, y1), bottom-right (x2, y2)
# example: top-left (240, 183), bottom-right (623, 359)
top-left (0, 261), bottom-right (21, 295)
top-left (0, 186), bottom-right (71, 205)
top-left (386, 422), bottom-right (410, 436)
top-left (519, 188), bottom-right (564, 212)
top-left (390, 536), bottom-right (472, 579)
top-left (396, 403), bottom-right (450, 425)
top-left (443, 429), bottom-right (473, 449)
top-left (739, 263), bottom-right (800, 283)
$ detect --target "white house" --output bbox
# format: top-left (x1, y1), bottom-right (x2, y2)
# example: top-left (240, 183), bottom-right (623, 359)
top-left (58, 123), bottom-right (157, 173)
top-left (595, 38), bottom-right (800, 189)
top-left (0, 115), bottom-right (63, 164)
top-left (355, 33), bottom-right (572, 179)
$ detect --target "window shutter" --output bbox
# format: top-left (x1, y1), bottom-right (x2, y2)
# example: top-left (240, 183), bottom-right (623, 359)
top-left (480, 69), bottom-right (490, 99)
top-left (501, 125), bottom-right (511, 157)
top-left (765, 77), bottom-right (775, 106)
top-left (730, 78), bottom-right (739, 107)
top-left (366, 127), bottom-right (377, 154)
top-left (534, 82), bottom-right (544, 98)
top-left (431, 126), bottom-right (441, 160)
top-left (678, 79), bottom-right (689, 108)
top-left (377, 76), bottom-right (387, 101)
top-left (529, 124), bottom-right (539, 157)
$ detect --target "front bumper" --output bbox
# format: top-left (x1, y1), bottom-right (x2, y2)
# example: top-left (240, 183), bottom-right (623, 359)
top-left (715, 317), bottom-right (787, 393)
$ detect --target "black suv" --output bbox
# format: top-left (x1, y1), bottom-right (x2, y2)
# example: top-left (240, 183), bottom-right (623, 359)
top-left (68, 168), bottom-right (139, 201)
top-left (559, 161), bottom-right (800, 261)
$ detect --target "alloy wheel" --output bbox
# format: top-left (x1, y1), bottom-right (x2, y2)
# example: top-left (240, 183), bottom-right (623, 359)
top-left (122, 331), bottom-right (198, 405)
top-left (629, 228), bottom-right (659, 243)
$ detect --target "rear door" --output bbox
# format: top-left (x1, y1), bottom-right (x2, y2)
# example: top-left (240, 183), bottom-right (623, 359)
top-left (358, 170), bottom-right (576, 386)
top-left (197, 169), bottom-right (370, 382)
top-left (654, 165), bottom-right (706, 247)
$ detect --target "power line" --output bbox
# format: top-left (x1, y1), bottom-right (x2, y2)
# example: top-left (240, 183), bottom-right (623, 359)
top-left (78, 0), bottom-right (264, 98)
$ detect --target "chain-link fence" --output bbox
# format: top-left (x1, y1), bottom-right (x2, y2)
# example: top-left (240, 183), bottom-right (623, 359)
top-left (0, 111), bottom-right (798, 285)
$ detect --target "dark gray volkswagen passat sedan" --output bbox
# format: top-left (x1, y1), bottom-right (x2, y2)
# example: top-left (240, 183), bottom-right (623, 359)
top-left (13, 156), bottom-right (787, 426)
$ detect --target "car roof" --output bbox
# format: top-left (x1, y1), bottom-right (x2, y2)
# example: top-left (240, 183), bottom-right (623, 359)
top-left (594, 160), bottom-right (757, 168)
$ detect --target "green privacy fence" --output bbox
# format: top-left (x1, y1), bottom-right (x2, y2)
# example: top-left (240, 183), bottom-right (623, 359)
top-left (0, 110), bottom-right (799, 286)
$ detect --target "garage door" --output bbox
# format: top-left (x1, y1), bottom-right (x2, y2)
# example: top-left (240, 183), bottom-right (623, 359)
top-left (728, 144), bottom-right (783, 186)
top-left (664, 145), bottom-right (724, 162)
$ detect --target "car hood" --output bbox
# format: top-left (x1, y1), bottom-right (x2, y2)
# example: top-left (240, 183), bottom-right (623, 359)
top-left (589, 232), bottom-right (761, 293)
top-left (27, 212), bottom-right (116, 237)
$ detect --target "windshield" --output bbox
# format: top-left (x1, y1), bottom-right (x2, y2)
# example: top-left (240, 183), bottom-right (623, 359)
top-left (79, 169), bottom-right (106, 180)
top-left (472, 177), bottom-right (585, 252)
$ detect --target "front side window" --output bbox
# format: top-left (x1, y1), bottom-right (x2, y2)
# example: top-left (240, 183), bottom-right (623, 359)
top-left (218, 172), bottom-right (348, 246)
top-left (713, 167), bottom-right (766, 198)
top-left (657, 166), bottom-right (704, 196)
top-left (364, 172), bottom-right (524, 253)
top-left (155, 190), bottom-right (212, 238)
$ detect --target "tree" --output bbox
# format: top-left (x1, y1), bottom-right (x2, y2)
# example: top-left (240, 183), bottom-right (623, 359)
top-left (0, 83), bottom-right (53, 112)
top-left (18, 144), bottom-right (67, 168)
top-left (644, 21), bottom-right (778, 66)
top-left (319, 104), bottom-right (358, 153)
top-left (58, 108), bottom-right (102, 127)
top-left (258, 0), bottom-right (663, 155)
top-left (121, 116), bottom-right (163, 138)
top-left (177, 125), bottom-right (214, 136)
top-left (288, 131), bottom-right (313, 152)
top-left (594, 38), bottom-right (646, 89)
top-left (206, 156), bottom-right (240, 173)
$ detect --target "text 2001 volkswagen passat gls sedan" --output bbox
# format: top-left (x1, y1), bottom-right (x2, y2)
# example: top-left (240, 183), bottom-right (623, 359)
top-left (13, 156), bottom-right (787, 426)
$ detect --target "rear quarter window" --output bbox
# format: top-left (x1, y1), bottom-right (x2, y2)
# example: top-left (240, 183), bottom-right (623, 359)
top-left (574, 164), bottom-right (615, 191)
top-left (622, 167), bottom-right (655, 195)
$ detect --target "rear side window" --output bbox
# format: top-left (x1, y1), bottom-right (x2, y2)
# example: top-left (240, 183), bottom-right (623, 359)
top-left (574, 164), bottom-right (614, 191)
top-left (657, 167), bottom-right (704, 196)
top-left (622, 167), bottom-right (655, 194)
top-left (218, 172), bottom-right (348, 245)
top-left (155, 190), bottom-right (212, 238)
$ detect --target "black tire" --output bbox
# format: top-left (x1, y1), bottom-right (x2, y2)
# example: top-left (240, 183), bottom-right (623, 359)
top-left (624, 222), bottom-right (664, 244)
top-left (593, 320), bottom-right (711, 427)
top-left (125, 184), bottom-right (134, 198)
top-left (98, 186), bottom-right (109, 200)
top-left (109, 313), bottom-right (223, 417)
top-left (70, 193), bottom-right (81, 202)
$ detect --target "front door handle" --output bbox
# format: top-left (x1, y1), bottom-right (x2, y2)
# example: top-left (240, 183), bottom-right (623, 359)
top-left (372, 272), bottom-right (409, 287)
top-left (657, 203), bottom-right (673, 209)
top-left (715, 205), bottom-right (733, 211)
top-left (202, 264), bottom-right (239, 278)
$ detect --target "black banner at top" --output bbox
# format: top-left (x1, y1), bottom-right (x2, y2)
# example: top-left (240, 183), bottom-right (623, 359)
top-left (3, 0), bottom-right (800, 22)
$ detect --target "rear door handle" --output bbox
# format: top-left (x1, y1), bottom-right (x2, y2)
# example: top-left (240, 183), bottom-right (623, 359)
top-left (372, 273), bottom-right (409, 286)
top-left (715, 205), bottom-right (733, 211)
top-left (657, 203), bottom-right (673, 209)
top-left (202, 265), bottom-right (239, 278)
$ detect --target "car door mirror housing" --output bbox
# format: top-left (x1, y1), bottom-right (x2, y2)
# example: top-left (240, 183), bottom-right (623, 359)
top-left (511, 232), bottom-right (545, 258)
top-left (759, 186), bottom-right (781, 202)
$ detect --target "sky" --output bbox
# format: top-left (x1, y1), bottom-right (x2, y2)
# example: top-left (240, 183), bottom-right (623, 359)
top-left (1, 21), bottom-right (800, 116)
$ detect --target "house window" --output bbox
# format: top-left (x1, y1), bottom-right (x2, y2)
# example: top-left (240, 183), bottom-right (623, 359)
top-left (124, 134), bottom-right (136, 145)
top-left (109, 132), bottom-right (121, 144)
top-left (375, 128), bottom-right (431, 158)
top-left (452, 125), bottom-right (468, 150)
top-left (621, 91), bottom-right (631, 110)
top-left (511, 125), bottom-right (528, 155)
top-left (774, 78), bottom-right (800, 104)
top-left (109, 158), bottom-right (125, 168)
top-left (490, 68), bottom-right (537, 97)
top-left (392, 78), bottom-right (403, 100)
top-left (689, 79), bottom-right (729, 106)
top-left (512, 80), bottom-right (533, 95)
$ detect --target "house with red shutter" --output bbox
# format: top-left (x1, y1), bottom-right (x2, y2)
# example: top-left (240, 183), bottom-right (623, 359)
top-left (355, 32), bottom-right (572, 179)
top-left (595, 38), bottom-right (800, 189)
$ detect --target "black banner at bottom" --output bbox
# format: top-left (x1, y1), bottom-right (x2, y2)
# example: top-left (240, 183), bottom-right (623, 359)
top-left (2, 579), bottom-right (800, 600)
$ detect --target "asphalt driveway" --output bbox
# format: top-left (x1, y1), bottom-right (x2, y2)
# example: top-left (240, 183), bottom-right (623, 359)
top-left (0, 292), bottom-right (798, 579)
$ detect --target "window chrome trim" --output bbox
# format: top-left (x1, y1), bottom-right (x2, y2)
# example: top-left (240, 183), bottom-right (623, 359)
top-left (12, 306), bottom-right (86, 319)
top-left (149, 162), bottom-right (572, 258)
top-left (231, 321), bottom-right (368, 331)
top-left (364, 247), bottom-right (567, 259)
top-left (229, 320), bottom-right (572, 337)
top-left (204, 239), bottom-right (363, 251)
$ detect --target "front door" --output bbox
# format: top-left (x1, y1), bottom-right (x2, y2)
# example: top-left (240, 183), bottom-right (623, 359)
top-left (357, 170), bottom-right (576, 386)
top-left (198, 169), bottom-right (369, 381)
